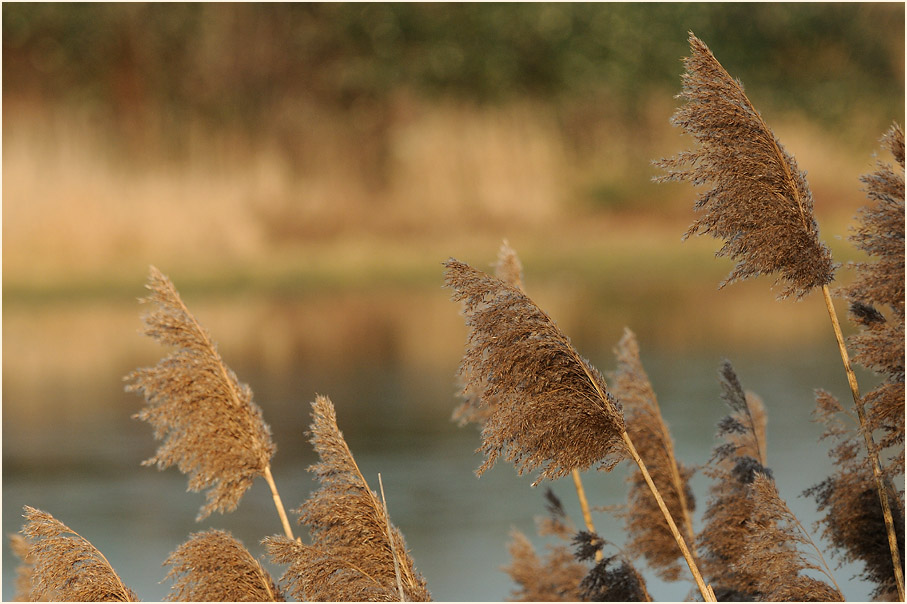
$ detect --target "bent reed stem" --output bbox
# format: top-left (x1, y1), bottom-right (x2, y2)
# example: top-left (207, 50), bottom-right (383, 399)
top-left (263, 465), bottom-right (295, 541)
top-left (821, 284), bottom-right (905, 601)
top-left (570, 469), bottom-right (602, 562)
top-left (621, 431), bottom-right (716, 602)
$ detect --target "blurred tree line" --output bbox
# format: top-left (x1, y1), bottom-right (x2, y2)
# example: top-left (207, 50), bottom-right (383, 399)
top-left (3, 3), bottom-right (904, 160)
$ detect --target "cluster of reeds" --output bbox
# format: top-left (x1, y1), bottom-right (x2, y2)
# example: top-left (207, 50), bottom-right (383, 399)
top-left (11, 267), bottom-right (430, 602)
top-left (10, 32), bottom-right (904, 602)
top-left (446, 33), bottom-right (903, 602)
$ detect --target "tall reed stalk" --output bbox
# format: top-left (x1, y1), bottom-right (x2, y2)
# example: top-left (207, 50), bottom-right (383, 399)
top-left (444, 258), bottom-right (715, 601)
top-left (656, 33), bottom-right (903, 599)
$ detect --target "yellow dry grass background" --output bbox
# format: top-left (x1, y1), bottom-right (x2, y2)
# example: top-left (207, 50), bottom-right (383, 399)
top-left (2, 96), bottom-right (881, 427)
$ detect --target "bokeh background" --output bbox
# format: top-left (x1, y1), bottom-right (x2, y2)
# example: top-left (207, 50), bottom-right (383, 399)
top-left (3, 3), bottom-right (904, 601)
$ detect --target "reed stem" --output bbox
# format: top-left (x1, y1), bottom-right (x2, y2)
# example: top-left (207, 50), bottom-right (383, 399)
top-left (821, 284), bottom-right (904, 600)
top-left (379, 473), bottom-right (407, 602)
top-left (570, 469), bottom-right (602, 562)
top-left (621, 431), bottom-right (715, 602)
top-left (263, 465), bottom-right (295, 541)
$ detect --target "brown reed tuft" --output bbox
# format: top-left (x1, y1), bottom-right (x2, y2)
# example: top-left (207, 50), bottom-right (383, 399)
top-left (846, 123), bottom-right (905, 478)
top-left (445, 258), bottom-right (714, 600)
top-left (444, 258), bottom-right (627, 484)
top-left (807, 390), bottom-right (905, 600)
top-left (611, 328), bottom-right (696, 582)
top-left (9, 533), bottom-right (38, 602)
top-left (18, 506), bottom-right (138, 602)
top-left (452, 240), bottom-right (524, 428)
top-left (744, 473), bottom-right (843, 601)
top-left (163, 529), bottom-right (283, 602)
top-left (125, 267), bottom-right (292, 538)
top-left (656, 32), bottom-right (835, 300)
top-left (503, 529), bottom-right (586, 602)
top-left (697, 362), bottom-right (772, 599)
top-left (572, 531), bottom-right (651, 602)
top-left (699, 363), bottom-right (842, 601)
top-left (264, 395), bottom-right (430, 602)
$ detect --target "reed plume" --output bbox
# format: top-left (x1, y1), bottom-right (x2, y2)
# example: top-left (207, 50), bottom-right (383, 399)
top-left (659, 33), bottom-right (903, 598)
top-left (18, 505), bottom-right (138, 602)
top-left (611, 328), bottom-right (696, 582)
top-left (452, 240), bottom-right (524, 428)
top-left (504, 530), bottom-right (586, 601)
top-left (9, 533), bottom-right (38, 601)
top-left (163, 529), bottom-right (283, 602)
top-left (572, 532), bottom-right (651, 602)
top-left (806, 124), bottom-right (906, 599)
top-left (846, 123), bottom-right (905, 479)
top-left (699, 363), bottom-right (841, 601)
top-left (125, 266), bottom-right (294, 539)
top-left (807, 390), bottom-right (905, 600)
top-left (743, 474), bottom-right (843, 601)
top-left (264, 395), bottom-right (430, 602)
top-left (444, 258), bottom-right (714, 601)
top-left (452, 242), bottom-right (601, 551)
top-left (697, 362), bottom-right (770, 599)
top-left (656, 32), bottom-right (835, 300)
top-left (504, 488), bottom-right (593, 601)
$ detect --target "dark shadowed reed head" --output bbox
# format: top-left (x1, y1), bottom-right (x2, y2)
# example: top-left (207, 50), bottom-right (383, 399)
top-left (19, 506), bottom-right (138, 602)
top-left (656, 33), bottom-right (835, 300)
top-left (163, 529), bottom-right (283, 601)
top-left (444, 258), bottom-right (627, 485)
top-left (125, 266), bottom-right (276, 521)
top-left (264, 395), bottom-right (430, 602)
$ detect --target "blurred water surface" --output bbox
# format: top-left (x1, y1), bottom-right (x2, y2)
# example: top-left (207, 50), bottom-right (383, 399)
top-left (2, 286), bottom-right (879, 601)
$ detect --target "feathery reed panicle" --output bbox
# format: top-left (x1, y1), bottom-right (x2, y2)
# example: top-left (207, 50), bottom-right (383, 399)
top-left (697, 362), bottom-right (772, 599)
top-left (444, 258), bottom-right (627, 484)
top-left (611, 328), bottom-right (696, 582)
top-left (503, 489), bottom-right (587, 601)
top-left (846, 123), bottom-right (906, 478)
top-left (572, 532), bottom-right (651, 602)
top-left (264, 395), bottom-right (430, 602)
top-left (504, 530), bottom-right (587, 602)
top-left (700, 363), bottom-right (842, 601)
top-left (19, 506), bottom-right (138, 602)
top-left (714, 361), bottom-right (768, 466)
top-left (10, 533), bottom-right (39, 602)
top-left (656, 32), bottom-right (835, 300)
top-left (125, 266), bottom-right (281, 525)
top-left (163, 529), bottom-right (283, 602)
top-left (452, 240), bottom-right (524, 427)
top-left (744, 474), bottom-right (844, 601)
top-left (807, 390), bottom-right (905, 600)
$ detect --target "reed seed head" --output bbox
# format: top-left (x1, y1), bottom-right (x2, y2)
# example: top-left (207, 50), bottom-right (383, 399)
top-left (125, 266), bottom-right (276, 521)
top-left (445, 258), bottom-right (627, 485)
top-left (163, 529), bottom-right (283, 602)
top-left (19, 506), bottom-right (138, 602)
top-left (656, 32), bottom-right (835, 299)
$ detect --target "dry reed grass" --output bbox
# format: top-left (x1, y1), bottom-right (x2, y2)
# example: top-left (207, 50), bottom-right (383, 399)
top-left (17, 506), bottom-right (138, 602)
top-left (124, 267), bottom-right (292, 537)
top-left (444, 257), bottom-right (715, 601)
top-left (8, 30), bottom-right (903, 603)
top-left (264, 395), bottom-right (430, 602)
top-left (660, 32), bottom-right (904, 599)
top-left (611, 328), bottom-right (697, 583)
top-left (163, 530), bottom-right (282, 602)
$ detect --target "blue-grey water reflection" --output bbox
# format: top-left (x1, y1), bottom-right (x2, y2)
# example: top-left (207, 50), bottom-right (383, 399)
top-left (2, 292), bottom-right (880, 601)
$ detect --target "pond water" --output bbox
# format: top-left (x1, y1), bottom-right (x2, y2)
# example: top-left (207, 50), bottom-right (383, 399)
top-left (2, 288), bottom-right (884, 601)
